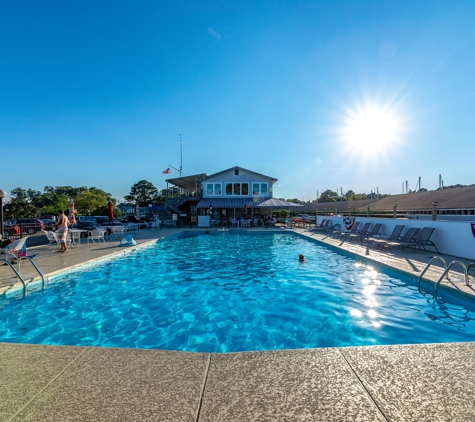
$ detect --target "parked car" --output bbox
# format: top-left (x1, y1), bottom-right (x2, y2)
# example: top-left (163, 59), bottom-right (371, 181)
top-left (76, 216), bottom-right (99, 237)
top-left (120, 215), bottom-right (141, 224)
top-left (95, 216), bottom-right (123, 227)
top-left (2, 223), bottom-right (21, 237)
top-left (77, 216), bottom-right (122, 236)
top-left (296, 214), bottom-right (316, 223)
top-left (4, 218), bottom-right (44, 235)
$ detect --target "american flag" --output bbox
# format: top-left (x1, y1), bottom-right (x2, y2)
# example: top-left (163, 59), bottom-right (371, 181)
top-left (162, 168), bottom-right (171, 174)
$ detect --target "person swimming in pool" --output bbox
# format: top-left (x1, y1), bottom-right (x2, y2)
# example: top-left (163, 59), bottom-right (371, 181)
top-left (299, 254), bottom-right (305, 262)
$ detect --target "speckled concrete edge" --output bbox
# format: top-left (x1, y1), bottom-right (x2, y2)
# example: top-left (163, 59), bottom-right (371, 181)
top-left (292, 228), bottom-right (475, 302)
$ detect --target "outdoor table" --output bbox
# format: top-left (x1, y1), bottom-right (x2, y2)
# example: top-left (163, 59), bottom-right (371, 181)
top-left (68, 229), bottom-right (88, 248)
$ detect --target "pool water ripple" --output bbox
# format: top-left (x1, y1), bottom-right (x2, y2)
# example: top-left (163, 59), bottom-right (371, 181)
top-left (1, 232), bottom-right (475, 352)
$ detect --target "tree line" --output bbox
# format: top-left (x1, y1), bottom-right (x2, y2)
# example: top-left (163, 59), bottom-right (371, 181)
top-left (283, 189), bottom-right (390, 204)
top-left (2, 180), bottom-right (166, 219)
top-left (3, 186), bottom-right (115, 219)
top-left (3, 182), bottom-right (392, 219)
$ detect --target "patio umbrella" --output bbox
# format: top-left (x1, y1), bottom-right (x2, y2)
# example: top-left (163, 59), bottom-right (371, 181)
top-left (135, 204), bottom-right (140, 221)
top-left (108, 200), bottom-right (114, 224)
top-left (68, 199), bottom-right (76, 226)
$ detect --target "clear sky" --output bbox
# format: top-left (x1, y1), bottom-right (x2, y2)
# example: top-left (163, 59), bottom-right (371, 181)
top-left (2, 0), bottom-right (475, 202)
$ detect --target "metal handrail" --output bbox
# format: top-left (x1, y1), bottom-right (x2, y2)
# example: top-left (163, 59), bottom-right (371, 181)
top-left (2, 256), bottom-right (46, 297)
top-left (23, 256), bottom-right (46, 290)
top-left (467, 262), bottom-right (475, 274)
top-left (435, 261), bottom-right (469, 297)
top-left (1, 260), bottom-right (27, 298)
top-left (417, 256), bottom-right (447, 290)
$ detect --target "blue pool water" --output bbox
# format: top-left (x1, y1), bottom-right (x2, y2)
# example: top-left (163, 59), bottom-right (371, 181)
top-left (0, 232), bottom-right (474, 352)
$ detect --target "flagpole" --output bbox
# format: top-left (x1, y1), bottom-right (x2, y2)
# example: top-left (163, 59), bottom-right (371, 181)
top-left (179, 134), bottom-right (182, 176)
top-left (168, 135), bottom-right (183, 177)
top-left (168, 164), bottom-right (181, 176)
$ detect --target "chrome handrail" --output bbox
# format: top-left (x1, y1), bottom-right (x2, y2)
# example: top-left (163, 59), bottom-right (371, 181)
top-left (24, 256), bottom-right (46, 290)
top-left (435, 261), bottom-right (469, 297)
top-left (1, 260), bottom-right (27, 298)
top-left (417, 256), bottom-right (447, 290)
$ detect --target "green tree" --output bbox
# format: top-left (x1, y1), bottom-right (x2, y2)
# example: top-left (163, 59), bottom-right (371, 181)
top-left (5, 188), bottom-right (41, 218)
top-left (88, 186), bottom-right (113, 199)
top-left (43, 185), bottom-right (88, 199)
top-left (75, 189), bottom-right (108, 215)
top-left (124, 180), bottom-right (158, 206)
top-left (319, 190), bottom-right (339, 202)
top-left (36, 192), bottom-right (69, 215)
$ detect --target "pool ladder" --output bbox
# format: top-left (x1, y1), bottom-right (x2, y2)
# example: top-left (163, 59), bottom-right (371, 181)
top-left (2, 257), bottom-right (46, 298)
top-left (418, 256), bottom-right (474, 298)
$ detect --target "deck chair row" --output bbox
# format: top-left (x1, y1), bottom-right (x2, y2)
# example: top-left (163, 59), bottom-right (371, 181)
top-left (311, 220), bottom-right (439, 254)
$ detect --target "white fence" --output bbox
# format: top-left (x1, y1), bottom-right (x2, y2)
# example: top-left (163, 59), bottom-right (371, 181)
top-left (317, 216), bottom-right (475, 260)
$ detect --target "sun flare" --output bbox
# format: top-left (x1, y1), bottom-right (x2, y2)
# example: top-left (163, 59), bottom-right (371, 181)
top-left (341, 104), bottom-right (402, 158)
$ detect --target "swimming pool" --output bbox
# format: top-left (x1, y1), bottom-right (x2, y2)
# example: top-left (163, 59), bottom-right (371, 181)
top-left (0, 232), bottom-right (474, 352)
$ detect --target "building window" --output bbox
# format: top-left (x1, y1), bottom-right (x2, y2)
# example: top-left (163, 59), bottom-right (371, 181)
top-left (251, 182), bottom-right (269, 196)
top-left (222, 182), bottom-right (256, 195)
top-left (260, 183), bottom-right (268, 196)
top-left (235, 169), bottom-right (239, 175)
top-left (206, 183), bottom-right (214, 196)
top-left (206, 183), bottom-right (222, 196)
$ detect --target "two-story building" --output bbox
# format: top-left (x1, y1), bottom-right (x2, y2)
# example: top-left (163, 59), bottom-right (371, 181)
top-left (195, 166), bottom-right (300, 221)
top-left (163, 166), bottom-right (303, 225)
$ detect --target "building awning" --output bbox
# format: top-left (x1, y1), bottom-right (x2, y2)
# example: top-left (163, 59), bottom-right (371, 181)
top-left (197, 198), bottom-right (272, 208)
top-left (166, 173), bottom-right (207, 192)
top-left (257, 198), bottom-right (304, 209)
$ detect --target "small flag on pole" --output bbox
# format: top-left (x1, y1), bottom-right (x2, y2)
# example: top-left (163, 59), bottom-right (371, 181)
top-left (162, 168), bottom-right (171, 174)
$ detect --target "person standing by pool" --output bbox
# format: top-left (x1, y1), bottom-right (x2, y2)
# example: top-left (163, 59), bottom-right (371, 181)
top-left (53, 209), bottom-right (69, 253)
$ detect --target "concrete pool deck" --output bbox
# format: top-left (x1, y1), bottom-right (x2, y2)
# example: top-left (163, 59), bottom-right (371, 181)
top-left (1, 226), bottom-right (475, 421)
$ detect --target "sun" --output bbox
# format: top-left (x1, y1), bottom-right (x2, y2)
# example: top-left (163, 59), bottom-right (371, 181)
top-left (341, 105), bottom-right (401, 158)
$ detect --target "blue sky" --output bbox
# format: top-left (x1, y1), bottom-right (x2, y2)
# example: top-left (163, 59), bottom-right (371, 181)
top-left (2, 0), bottom-right (475, 202)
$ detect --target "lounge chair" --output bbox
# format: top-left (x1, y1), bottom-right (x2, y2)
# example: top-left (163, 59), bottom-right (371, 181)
top-left (380, 227), bottom-right (421, 252)
top-left (332, 222), bottom-right (359, 239)
top-left (1, 237), bottom-right (29, 259)
top-left (309, 219), bottom-right (327, 232)
top-left (1, 237), bottom-right (38, 268)
top-left (367, 225), bottom-right (405, 249)
top-left (341, 222), bottom-right (370, 242)
top-left (359, 223), bottom-right (382, 245)
top-left (392, 227), bottom-right (439, 254)
top-left (316, 220), bottom-right (331, 232)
